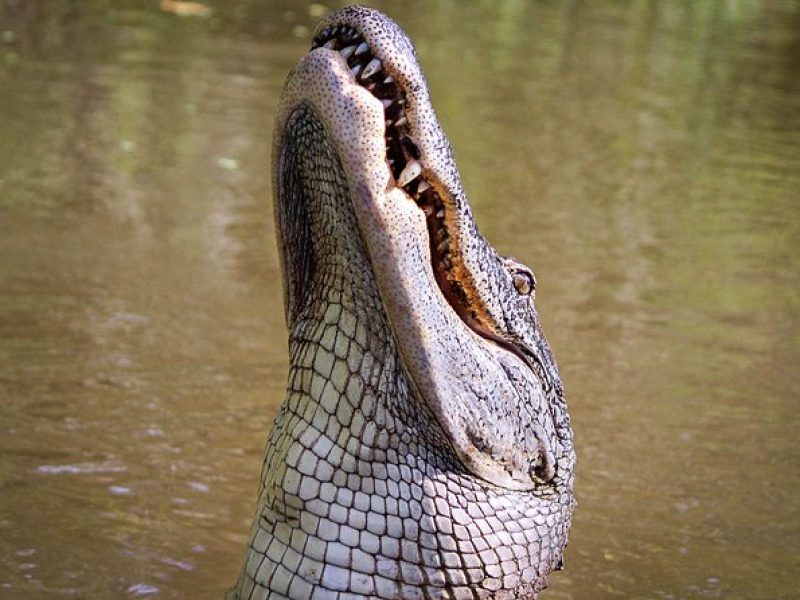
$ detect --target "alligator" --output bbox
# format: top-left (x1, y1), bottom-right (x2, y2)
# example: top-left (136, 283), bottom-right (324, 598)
top-left (230, 6), bottom-right (575, 599)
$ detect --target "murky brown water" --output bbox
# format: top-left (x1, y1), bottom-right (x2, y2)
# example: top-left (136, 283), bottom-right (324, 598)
top-left (1, 1), bottom-right (798, 598)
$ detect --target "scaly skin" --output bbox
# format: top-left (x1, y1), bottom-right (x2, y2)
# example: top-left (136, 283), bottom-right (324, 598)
top-left (230, 7), bottom-right (575, 599)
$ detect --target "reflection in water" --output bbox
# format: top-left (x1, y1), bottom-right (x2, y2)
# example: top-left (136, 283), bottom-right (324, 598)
top-left (0, 1), bottom-right (798, 598)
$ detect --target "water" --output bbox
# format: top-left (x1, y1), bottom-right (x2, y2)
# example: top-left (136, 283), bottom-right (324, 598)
top-left (1, 1), bottom-right (798, 598)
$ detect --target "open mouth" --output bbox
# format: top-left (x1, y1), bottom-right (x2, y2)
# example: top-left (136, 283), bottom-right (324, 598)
top-left (312, 27), bottom-right (481, 332)
top-left (311, 26), bottom-right (557, 398)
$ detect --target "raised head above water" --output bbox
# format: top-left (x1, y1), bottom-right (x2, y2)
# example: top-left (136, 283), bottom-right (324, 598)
top-left (231, 6), bottom-right (575, 599)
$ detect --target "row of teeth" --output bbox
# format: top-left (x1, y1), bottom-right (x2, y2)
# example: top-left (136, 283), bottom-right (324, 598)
top-left (316, 33), bottom-right (550, 395)
top-left (315, 31), bottom-right (548, 391)
top-left (312, 29), bottom-right (454, 271)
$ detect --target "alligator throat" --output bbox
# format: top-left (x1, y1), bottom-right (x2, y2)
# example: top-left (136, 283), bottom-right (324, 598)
top-left (231, 7), bottom-right (575, 600)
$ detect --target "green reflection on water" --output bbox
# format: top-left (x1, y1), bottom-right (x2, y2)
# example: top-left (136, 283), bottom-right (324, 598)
top-left (0, 1), bottom-right (798, 598)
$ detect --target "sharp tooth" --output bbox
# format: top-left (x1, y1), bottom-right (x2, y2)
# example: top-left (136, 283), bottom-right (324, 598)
top-left (397, 160), bottom-right (422, 187)
top-left (366, 82), bottom-right (376, 91)
top-left (394, 116), bottom-right (407, 127)
top-left (417, 181), bottom-right (430, 193)
top-left (355, 41), bottom-right (369, 55)
top-left (384, 75), bottom-right (394, 84)
top-left (340, 45), bottom-right (357, 59)
top-left (351, 64), bottom-right (362, 77)
top-left (381, 98), bottom-right (394, 109)
top-left (437, 239), bottom-right (449, 253)
top-left (361, 57), bottom-right (382, 79)
top-left (436, 208), bottom-right (445, 218)
top-left (442, 256), bottom-right (452, 268)
top-left (323, 39), bottom-right (337, 49)
top-left (422, 204), bottom-right (435, 216)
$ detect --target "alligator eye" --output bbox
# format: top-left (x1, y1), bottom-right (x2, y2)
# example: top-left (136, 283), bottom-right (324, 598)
top-left (512, 271), bottom-right (535, 296)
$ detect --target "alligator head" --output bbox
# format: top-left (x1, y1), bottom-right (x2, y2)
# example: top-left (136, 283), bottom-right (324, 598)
top-left (232, 6), bottom-right (575, 599)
